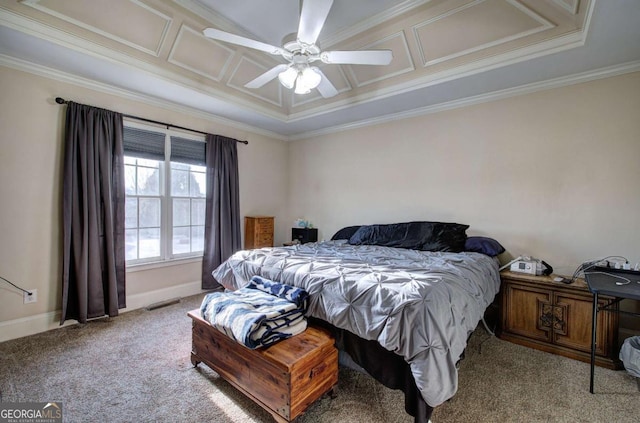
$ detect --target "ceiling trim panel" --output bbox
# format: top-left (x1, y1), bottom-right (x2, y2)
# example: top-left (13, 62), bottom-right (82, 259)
top-left (168, 24), bottom-right (235, 82)
top-left (227, 55), bottom-right (284, 107)
top-left (173, 0), bottom-right (265, 40)
top-left (346, 31), bottom-right (415, 88)
top-left (20, 0), bottom-right (172, 57)
top-left (412, 0), bottom-right (555, 68)
top-left (320, 0), bottom-right (430, 47)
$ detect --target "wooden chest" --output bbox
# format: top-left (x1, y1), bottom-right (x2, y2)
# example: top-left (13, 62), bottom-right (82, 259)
top-left (188, 310), bottom-right (338, 422)
top-left (245, 216), bottom-right (274, 249)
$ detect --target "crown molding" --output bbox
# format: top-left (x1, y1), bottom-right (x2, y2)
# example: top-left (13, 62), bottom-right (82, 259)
top-left (552, 0), bottom-right (580, 15)
top-left (3, 43), bottom-right (637, 143)
top-left (0, 0), bottom-right (620, 142)
top-left (0, 54), bottom-right (289, 141)
top-left (289, 60), bottom-right (640, 141)
top-left (1, 1), bottom-right (601, 132)
top-left (0, 7), bottom-right (290, 123)
top-left (285, 27), bottom-right (589, 123)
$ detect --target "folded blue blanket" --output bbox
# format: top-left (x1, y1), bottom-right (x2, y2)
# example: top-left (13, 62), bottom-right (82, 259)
top-left (245, 275), bottom-right (309, 309)
top-left (200, 276), bottom-right (309, 349)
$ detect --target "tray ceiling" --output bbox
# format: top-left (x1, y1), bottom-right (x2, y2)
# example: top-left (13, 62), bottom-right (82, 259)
top-left (0, 0), bottom-right (639, 139)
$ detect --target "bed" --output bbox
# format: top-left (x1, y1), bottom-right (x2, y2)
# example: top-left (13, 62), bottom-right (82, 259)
top-left (211, 221), bottom-right (502, 422)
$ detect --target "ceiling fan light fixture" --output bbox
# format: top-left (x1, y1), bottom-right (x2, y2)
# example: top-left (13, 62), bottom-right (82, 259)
top-left (278, 67), bottom-right (297, 89)
top-left (293, 66), bottom-right (322, 94)
top-left (301, 67), bottom-right (322, 89)
top-left (203, 0), bottom-right (393, 99)
top-left (294, 77), bottom-right (311, 95)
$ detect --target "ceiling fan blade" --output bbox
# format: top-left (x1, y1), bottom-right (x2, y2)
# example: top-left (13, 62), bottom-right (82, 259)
top-left (297, 0), bottom-right (333, 45)
top-left (321, 50), bottom-right (393, 65)
top-left (314, 68), bottom-right (339, 98)
top-left (245, 64), bottom-right (290, 89)
top-left (203, 28), bottom-right (285, 55)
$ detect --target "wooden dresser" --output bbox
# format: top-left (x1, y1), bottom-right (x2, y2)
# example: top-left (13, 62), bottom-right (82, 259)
top-left (499, 271), bottom-right (620, 369)
top-left (244, 216), bottom-right (274, 249)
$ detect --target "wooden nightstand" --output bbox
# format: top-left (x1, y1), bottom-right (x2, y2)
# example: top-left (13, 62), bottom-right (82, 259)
top-left (244, 216), bottom-right (274, 249)
top-left (499, 271), bottom-right (621, 369)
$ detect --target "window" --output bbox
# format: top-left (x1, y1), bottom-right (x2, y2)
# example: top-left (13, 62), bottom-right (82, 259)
top-left (123, 123), bottom-right (207, 265)
top-left (170, 161), bottom-right (206, 254)
top-left (125, 156), bottom-right (162, 260)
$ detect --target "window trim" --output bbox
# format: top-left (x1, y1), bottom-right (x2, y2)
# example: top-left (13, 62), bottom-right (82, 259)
top-left (126, 256), bottom-right (202, 272)
top-left (124, 119), bottom-right (207, 268)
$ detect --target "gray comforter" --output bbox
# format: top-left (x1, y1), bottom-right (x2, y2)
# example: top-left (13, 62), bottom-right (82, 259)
top-left (212, 240), bottom-right (500, 406)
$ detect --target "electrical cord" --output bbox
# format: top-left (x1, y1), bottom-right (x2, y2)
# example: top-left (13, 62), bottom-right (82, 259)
top-left (583, 271), bottom-right (632, 285)
top-left (570, 255), bottom-right (629, 283)
top-left (0, 276), bottom-right (33, 296)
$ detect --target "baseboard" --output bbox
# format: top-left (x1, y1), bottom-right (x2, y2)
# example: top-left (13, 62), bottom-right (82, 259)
top-left (0, 280), bottom-right (204, 343)
top-left (123, 280), bottom-right (203, 312)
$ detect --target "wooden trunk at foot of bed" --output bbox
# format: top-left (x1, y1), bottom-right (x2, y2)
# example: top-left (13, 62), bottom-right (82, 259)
top-left (188, 309), bottom-right (338, 422)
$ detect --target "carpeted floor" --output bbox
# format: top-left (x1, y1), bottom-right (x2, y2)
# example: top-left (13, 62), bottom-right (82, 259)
top-left (0, 294), bottom-right (638, 423)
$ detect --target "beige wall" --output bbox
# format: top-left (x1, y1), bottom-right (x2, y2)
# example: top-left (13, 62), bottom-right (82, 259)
top-left (289, 72), bottom-right (640, 277)
top-left (2, 65), bottom-right (639, 342)
top-left (0, 66), bottom-right (289, 341)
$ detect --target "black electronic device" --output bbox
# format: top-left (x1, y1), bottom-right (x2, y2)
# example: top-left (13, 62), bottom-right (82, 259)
top-left (590, 266), bottom-right (640, 285)
top-left (291, 227), bottom-right (318, 244)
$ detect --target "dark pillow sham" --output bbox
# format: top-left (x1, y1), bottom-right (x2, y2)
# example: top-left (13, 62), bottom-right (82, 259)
top-left (331, 225), bottom-right (362, 240)
top-left (348, 221), bottom-right (469, 252)
top-left (464, 236), bottom-right (505, 256)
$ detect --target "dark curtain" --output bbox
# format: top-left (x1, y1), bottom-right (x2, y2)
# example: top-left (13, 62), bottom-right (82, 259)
top-left (60, 102), bottom-right (126, 324)
top-left (202, 134), bottom-right (241, 289)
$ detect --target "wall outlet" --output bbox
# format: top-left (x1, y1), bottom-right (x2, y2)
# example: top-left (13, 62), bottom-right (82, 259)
top-left (23, 289), bottom-right (37, 304)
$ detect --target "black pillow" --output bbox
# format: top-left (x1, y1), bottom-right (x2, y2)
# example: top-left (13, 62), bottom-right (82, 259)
top-left (464, 236), bottom-right (505, 256)
top-left (348, 221), bottom-right (469, 252)
top-left (331, 225), bottom-right (362, 240)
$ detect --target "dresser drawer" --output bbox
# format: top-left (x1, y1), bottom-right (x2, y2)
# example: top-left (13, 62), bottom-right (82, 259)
top-left (256, 218), bottom-right (274, 230)
top-left (245, 216), bottom-right (275, 249)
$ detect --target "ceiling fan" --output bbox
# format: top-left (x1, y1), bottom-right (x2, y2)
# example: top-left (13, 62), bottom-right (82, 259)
top-left (203, 0), bottom-right (393, 98)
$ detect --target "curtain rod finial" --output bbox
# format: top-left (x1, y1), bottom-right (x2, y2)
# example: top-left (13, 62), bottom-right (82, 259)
top-left (55, 97), bottom-right (66, 104)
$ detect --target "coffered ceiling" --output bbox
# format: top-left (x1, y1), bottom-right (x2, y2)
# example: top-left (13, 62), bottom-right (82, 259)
top-left (0, 0), bottom-right (639, 139)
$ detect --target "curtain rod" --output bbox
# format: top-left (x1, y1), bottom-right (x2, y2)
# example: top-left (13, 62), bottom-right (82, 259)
top-left (55, 97), bottom-right (248, 145)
